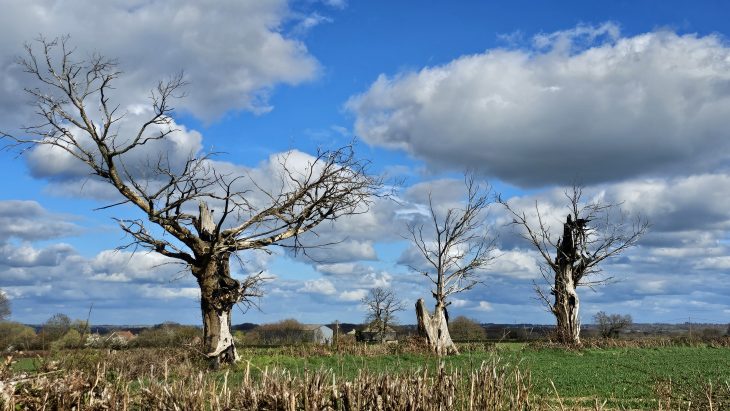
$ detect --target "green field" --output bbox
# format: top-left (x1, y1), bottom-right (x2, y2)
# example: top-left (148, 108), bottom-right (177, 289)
top-left (232, 344), bottom-right (730, 408)
top-left (10, 344), bottom-right (730, 409)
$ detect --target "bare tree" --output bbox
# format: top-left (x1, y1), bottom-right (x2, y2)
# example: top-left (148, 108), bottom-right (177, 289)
top-left (500, 185), bottom-right (647, 345)
top-left (593, 311), bottom-right (632, 339)
top-left (406, 175), bottom-right (496, 355)
top-left (361, 287), bottom-right (405, 343)
top-left (0, 289), bottom-right (10, 321)
top-left (2, 36), bottom-right (382, 365)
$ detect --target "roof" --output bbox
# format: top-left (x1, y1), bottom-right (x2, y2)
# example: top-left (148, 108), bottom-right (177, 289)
top-left (301, 324), bottom-right (332, 331)
top-left (107, 330), bottom-right (136, 341)
top-left (361, 325), bottom-right (397, 333)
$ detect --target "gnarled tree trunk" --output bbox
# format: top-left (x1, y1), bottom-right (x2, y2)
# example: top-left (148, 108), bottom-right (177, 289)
top-left (553, 266), bottom-right (580, 344)
top-left (416, 298), bottom-right (458, 355)
top-left (195, 202), bottom-right (241, 367)
top-left (553, 215), bottom-right (581, 344)
top-left (197, 257), bottom-right (241, 367)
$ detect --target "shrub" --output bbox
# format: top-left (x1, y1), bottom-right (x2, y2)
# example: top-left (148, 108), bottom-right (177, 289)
top-left (594, 311), bottom-right (632, 338)
top-left (449, 316), bottom-right (486, 341)
top-left (0, 322), bottom-right (36, 352)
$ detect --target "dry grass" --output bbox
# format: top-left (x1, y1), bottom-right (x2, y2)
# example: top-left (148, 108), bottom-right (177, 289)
top-left (1, 346), bottom-right (727, 410)
top-left (2, 349), bottom-right (535, 410)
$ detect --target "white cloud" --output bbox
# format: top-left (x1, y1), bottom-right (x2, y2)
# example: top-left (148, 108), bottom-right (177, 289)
top-left (0, 200), bottom-right (80, 241)
top-left (0, 0), bottom-right (319, 124)
top-left (348, 25), bottom-right (730, 186)
top-left (475, 301), bottom-right (493, 312)
top-left (299, 278), bottom-right (337, 295)
top-left (339, 289), bottom-right (367, 301)
top-left (140, 286), bottom-right (200, 300)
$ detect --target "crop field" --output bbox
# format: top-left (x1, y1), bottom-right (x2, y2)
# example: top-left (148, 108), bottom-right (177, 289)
top-left (233, 343), bottom-right (730, 409)
top-left (4, 341), bottom-right (730, 410)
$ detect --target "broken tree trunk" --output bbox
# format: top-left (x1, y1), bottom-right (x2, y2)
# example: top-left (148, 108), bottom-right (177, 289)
top-left (197, 256), bottom-right (241, 367)
top-left (195, 202), bottom-right (240, 367)
top-left (552, 266), bottom-right (581, 344)
top-left (416, 298), bottom-right (458, 355)
top-left (552, 215), bottom-right (581, 344)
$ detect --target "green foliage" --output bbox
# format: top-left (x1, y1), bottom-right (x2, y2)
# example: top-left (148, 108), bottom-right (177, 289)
top-left (0, 289), bottom-right (10, 321)
top-left (134, 323), bottom-right (200, 348)
top-left (40, 313), bottom-right (72, 345)
top-left (0, 322), bottom-right (36, 351)
top-left (244, 319), bottom-right (308, 345)
top-left (448, 316), bottom-right (486, 341)
top-left (50, 329), bottom-right (82, 350)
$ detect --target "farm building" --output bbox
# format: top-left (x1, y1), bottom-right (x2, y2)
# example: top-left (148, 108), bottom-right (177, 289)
top-left (357, 324), bottom-right (398, 343)
top-left (301, 324), bottom-right (333, 345)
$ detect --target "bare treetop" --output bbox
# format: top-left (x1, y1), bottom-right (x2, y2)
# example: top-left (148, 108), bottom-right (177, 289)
top-left (407, 175), bottom-right (496, 303)
top-left (3, 36), bottom-right (382, 266)
top-left (502, 185), bottom-right (648, 288)
top-left (500, 184), bottom-right (648, 344)
top-left (1, 36), bottom-right (383, 365)
top-left (408, 173), bottom-right (497, 355)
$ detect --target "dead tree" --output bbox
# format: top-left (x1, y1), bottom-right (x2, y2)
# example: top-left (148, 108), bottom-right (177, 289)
top-left (361, 287), bottom-right (404, 342)
top-left (407, 175), bottom-right (496, 355)
top-left (500, 185), bottom-right (647, 345)
top-left (2, 37), bottom-right (381, 365)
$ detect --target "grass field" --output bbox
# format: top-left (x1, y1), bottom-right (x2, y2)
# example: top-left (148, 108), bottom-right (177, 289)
top-left (7, 342), bottom-right (730, 409)
top-left (231, 343), bottom-right (730, 408)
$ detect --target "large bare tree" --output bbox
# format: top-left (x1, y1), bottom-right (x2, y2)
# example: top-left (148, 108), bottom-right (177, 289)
top-left (500, 185), bottom-right (647, 344)
top-left (2, 37), bottom-right (381, 365)
top-left (406, 175), bottom-right (496, 355)
top-left (361, 287), bottom-right (404, 342)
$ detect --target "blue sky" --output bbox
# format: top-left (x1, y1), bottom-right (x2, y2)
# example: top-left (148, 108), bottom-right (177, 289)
top-left (1, 0), bottom-right (730, 326)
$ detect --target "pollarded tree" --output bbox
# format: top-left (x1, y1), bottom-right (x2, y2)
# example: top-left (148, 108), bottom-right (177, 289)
top-left (361, 287), bottom-right (405, 342)
top-left (406, 175), bottom-right (496, 355)
top-left (2, 37), bottom-right (381, 365)
top-left (500, 185), bottom-right (647, 345)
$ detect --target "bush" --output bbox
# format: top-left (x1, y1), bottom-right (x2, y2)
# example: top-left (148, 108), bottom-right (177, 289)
top-left (134, 323), bottom-right (200, 348)
top-left (594, 311), bottom-right (632, 338)
top-left (0, 322), bottom-right (36, 352)
top-left (50, 329), bottom-right (82, 350)
top-left (449, 316), bottom-right (486, 341)
top-left (245, 319), bottom-right (309, 345)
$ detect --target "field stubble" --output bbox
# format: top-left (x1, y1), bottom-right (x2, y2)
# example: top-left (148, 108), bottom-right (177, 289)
top-left (1, 339), bottom-right (729, 410)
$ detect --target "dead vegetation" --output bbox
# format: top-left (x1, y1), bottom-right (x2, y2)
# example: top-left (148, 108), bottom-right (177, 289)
top-left (3, 346), bottom-right (727, 410)
top-left (2, 349), bottom-right (536, 410)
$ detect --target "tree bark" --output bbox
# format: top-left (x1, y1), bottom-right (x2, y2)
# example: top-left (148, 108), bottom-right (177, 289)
top-left (196, 202), bottom-right (240, 367)
top-left (552, 215), bottom-right (581, 344)
top-left (552, 266), bottom-right (580, 344)
top-left (197, 258), bottom-right (241, 367)
top-left (415, 298), bottom-right (458, 355)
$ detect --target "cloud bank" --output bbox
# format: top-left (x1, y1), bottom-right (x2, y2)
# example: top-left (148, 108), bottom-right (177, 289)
top-left (348, 24), bottom-right (730, 186)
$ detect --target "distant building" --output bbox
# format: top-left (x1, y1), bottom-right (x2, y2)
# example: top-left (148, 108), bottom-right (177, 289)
top-left (357, 324), bottom-right (398, 343)
top-left (301, 324), bottom-right (333, 345)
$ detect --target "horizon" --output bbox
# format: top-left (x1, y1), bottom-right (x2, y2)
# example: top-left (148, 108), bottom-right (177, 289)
top-left (1, 1), bottom-right (729, 327)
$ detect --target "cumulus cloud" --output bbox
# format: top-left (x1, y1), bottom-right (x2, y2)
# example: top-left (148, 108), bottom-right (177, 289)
top-left (0, 200), bottom-right (80, 241)
top-left (0, 0), bottom-right (319, 125)
top-left (299, 278), bottom-right (337, 295)
top-left (348, 24), bottom-right (730, 186)
top-left (339, 289), bottom-right (367, 301)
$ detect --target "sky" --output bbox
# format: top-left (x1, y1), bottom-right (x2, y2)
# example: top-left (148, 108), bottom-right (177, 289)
top-left (1, 0), bottom-right (729, 326)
